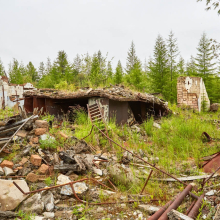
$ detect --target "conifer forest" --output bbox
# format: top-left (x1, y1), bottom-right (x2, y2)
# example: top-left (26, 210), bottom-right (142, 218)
top-left (1, 31), bottom-right (220, 104)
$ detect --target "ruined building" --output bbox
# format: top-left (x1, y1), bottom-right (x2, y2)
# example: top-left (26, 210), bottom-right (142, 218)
top-left (0, 76), bottom-right (35, 111)
top-left (23, 86), bottom-right (171, 125)
top-left (177, 76), bottom-right (210, 112)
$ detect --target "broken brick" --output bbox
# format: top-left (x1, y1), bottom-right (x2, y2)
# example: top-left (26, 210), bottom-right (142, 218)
top-left (30, 155), bottom-right (42, 166)
top-left (35, 128), bottom-right (47, 136)
top-left (57, 131), bottom-right (68, 140)
top-left (35, 120), bottom-right (49, 129)
top-left (37, 164), bottom-right (49, 175)
top-left (16, 130), bottom-right (28, 138)
top-left (26, 173), bottom-right (39, 182)
top-left (0, 160), bottom-right (14, 169)
top-left (19, 157), bottom-right (28, 166)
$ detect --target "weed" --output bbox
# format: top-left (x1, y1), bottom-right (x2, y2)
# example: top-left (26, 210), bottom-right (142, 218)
top-left (15, 210), bottom-right (35, 220)
top-left (39, 138), bottom-right (58, 150)
top-left (44, 177), bottom-right (52, 186)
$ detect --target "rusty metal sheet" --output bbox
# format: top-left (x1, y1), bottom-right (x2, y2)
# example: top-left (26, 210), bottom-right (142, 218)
top-left (33, 97), bottom-right (46, 114)
top-left (109, 100), bottom-right (128, 125)
top-left (24, 97), bottom-right (33, 113)
top-left (203, 153), bottom-right (220, 173)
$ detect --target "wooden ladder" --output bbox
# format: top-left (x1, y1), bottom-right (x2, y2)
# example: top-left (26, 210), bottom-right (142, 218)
top-left (87, 101), bottom-right (111, 146)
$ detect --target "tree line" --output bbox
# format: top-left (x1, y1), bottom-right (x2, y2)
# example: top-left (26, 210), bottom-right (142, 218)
top-left (0, 31), bottom-right (220, 104)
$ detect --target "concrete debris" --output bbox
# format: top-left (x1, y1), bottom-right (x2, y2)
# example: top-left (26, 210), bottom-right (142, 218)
top-left (3, 167), bottom-right (15, 176)
top-left (214, 204), bottom-right (220, 220)
top-left (153, 122), bottom-right (161, 129)
top-left (0, 179), bottom-right (29, 211)
top-left (168, 209), bottom-right (193, 220)
top-left (41, 191), bottom-right (54, 212)
top-left (206, 190), bottom-right (217, 196)
top-left (138, 204), bottom-right (160, 215)
top-left (20, 193), bottom-right (44, 214)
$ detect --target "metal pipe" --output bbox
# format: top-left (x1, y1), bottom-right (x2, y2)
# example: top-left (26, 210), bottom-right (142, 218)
top-left (185, 200), bottom-right (196, 215)
top-left (148, 199), bottom-right (174, 220)
top-left (158, 184), bottom-right (194, 220)
top-left (140, 169), bottom-right (154, 195)
top-left (202, 165), bottom-right (220, 188)
top-left (187, 194), bottom-right (204, 219)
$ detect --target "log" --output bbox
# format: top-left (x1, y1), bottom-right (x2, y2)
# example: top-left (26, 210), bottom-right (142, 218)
top-left (54, 164), bottom-right (80, 172)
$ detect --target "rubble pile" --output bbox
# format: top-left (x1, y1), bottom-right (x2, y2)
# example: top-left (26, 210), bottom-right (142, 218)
top-left (0, 113), bottom-right (220, 220)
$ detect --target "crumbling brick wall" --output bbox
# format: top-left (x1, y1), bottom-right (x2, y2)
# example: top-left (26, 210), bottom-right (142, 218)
top-left (177, 76), bottom-right (210, 112)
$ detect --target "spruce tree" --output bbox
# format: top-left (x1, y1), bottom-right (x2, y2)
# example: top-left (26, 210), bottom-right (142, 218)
top-left (26, 62), bottom-right (39, 82)
top-left (90, 54), bottom-right (101, 86)
top-left (126, 41), bottom-right (139, 74)
top-left (9, 59), bottom-right (24, 84)
top-left (55, 50), bottom-right (69, 77)
top-left (38, 62), bottom-right (45, 78)
top-left (114, 60), bottom-right (123, 84)
top-left (107, 61), bottom-right (113, 79)
top-left (0, 58), bottom-right (5, 76)
top-left (148, 35), bottom-right (169, 99)
top-left (195, 33), bottom-right (216, 102)
top-left (186, 56), bottom-right (198, 76)
top-left (177, 56), bottom-right (186, 75)
top-left (166, 31), bottom-right (179, 103)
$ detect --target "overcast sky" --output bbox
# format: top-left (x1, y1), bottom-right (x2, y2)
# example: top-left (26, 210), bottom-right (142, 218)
top-left (0, 0), bottom-right (220, 71)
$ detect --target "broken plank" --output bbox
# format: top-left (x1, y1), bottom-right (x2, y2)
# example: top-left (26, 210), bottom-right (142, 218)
top-left (54, 164), bottom-right (80, 172)
top-left (148, 174), bottom-right (219, 182)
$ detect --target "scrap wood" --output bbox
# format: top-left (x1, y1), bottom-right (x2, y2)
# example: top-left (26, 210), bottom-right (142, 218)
top-left (0, 115), bottom-right (38, 154)
top-left (149, 174), bottom-right (219, 182)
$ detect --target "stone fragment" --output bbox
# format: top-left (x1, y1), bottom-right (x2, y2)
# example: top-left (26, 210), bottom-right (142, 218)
top-left (59, 151), bottom-right (76, 164)
top-left (168, 209), bottom-right (193, 220)
top-left (41, 191), bottom-right (54, 212)
top-left (3, 167), bottom-right (15, 176)
top-left (55, 210), bottom-right (73, 219)
top-left (210, 103), bottom-right (219, 112)
top-left (54, 153), bottom-right (59, 164)
top-left (37, 164), bottom-right (49, 175)
top-left (16, 130), bottom-right (28, 138)
top-left (153, 122), bottom-right (161, 129)
top-left (57, 131), bottom-right (68, 140)
top-left (57, 174), bottom-right (71, 185)
top-left (31, 217), bottom-right (44, 220)
top-left (206, 190), bottom-right (216, 196)
top-left (43, 212), bottom-right (55, 218)
top-left (31, 137), bottom-right (39, 144)
top-left (60, 182), bottom-right (88, 196)
top-left (35, 120), bottom-right (49, 128)
top-left (35, 128), bottom-right (47, 136)
top-left (26, 173), bottom-right (39, 182)
top-left (0, 167), bottom-right (4, 175)
top-left (97, 207), bottom-right (104, 212)
top-left (0, 179), bottom-right (29, 211)
top-left (31, 155), bottom-right (42, 166)
top-left (19, 157), bottom-right (28, 166)
top-left (20, 193), bottom-right (44, 214)
top-left (0, 160), bottom-right (14, 169)
top-left (138, 204), bottom-right (160, 215)
top-left (93, 167), bottom-right (103, 176)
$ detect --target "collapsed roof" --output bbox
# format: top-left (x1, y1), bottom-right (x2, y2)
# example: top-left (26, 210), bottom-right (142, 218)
top-left (24, 85), bottom-right (171, 124)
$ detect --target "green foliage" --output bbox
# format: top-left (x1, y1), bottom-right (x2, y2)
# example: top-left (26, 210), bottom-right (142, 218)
top-left (114, 60), bottom-right (123, 84)
top-left (54, 81), bottom-right (75, 91)
top-left (197, 0), bottom-right (220, 15)
top-left (0, 58), bottom-right (5, 76)
top-left (44, 177), bottom-right (52, 186)
top-left (39, 137), bottom-right (57, 150)
top-left (0, 108), bottom-right (15, 120)
top-left (142, 117), bottom-right (154, 136)
top-left (15, 210), bottom-right (35, 220)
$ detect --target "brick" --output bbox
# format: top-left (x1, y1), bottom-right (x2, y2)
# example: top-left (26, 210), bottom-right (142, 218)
top-left (57, 131), bottom-right (68, 140)
top-left (0, 160), bottom-right (14, 169)
top-left (35, 120), bottom-right (49, 128)
top-left (16, 130), bottom-right (28, 138)
top-left (30, 137), bottom-right (39, 144)
top-left (19, 157), bottom-right (28, 166)
top-left (37, 164), bottom-right (49, 175)
top-left (35, 128), bottom-right (47, 136)
top-left (26, 173), bottom-right (39, 182)
top-left (30, 155), bottom-right (42, 166)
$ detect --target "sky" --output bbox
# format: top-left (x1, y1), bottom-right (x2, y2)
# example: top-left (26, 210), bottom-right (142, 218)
top-left (0, 0), bottom-right (220, 71)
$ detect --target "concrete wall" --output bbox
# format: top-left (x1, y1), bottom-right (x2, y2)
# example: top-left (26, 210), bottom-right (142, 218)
top-left (0, 76), bottom-right (35, 111)
top-left (177, 76), bottom-right (210, 112)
